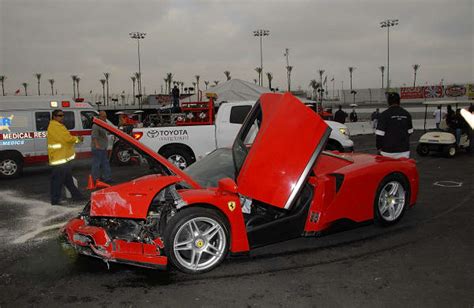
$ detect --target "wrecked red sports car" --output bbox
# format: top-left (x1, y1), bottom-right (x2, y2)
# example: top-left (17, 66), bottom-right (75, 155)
top-left (62, 93), bottom-right (419, 274)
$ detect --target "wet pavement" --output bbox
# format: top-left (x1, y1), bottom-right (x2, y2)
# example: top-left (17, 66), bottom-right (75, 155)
top-left (0, 132), bottom-right (473, 307)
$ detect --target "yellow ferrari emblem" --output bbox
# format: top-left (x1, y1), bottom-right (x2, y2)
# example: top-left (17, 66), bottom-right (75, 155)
top-left (228, 201), bottom-right (236, 211)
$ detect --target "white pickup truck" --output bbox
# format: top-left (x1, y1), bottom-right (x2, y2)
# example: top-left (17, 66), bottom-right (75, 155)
top-left (131, 100), bottom-right (354, 169)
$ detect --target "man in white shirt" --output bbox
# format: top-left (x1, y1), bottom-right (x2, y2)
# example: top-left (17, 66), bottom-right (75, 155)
top-left (433, 105), bottom-right (445, 129)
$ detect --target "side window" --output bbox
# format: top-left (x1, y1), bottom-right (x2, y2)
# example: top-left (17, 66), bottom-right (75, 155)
top-left (230, 105), bottom-right (252, 124)
top-left (63, 111), bottom-right (75, 130)
top-left (35, 112), bottom-right (51, 131)
top-left (80, 111), bottom-right (98, 129)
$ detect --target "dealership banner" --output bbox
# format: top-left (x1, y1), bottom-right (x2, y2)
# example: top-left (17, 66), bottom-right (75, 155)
top-left (444, 84), bottom-right (466, 97)
top-left (400, 87), bottom-right (424, 99)
top-left (423, 86), bottom-right (444, 98)
top-left (465, 84), bottom-right (474, 98)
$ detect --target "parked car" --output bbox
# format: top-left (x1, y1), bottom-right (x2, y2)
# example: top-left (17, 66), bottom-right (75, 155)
top-left (62, 93), bottom-right (418, 274)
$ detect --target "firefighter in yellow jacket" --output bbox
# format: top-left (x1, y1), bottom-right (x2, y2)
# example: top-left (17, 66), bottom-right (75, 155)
top-left (47, 109), bottom-right (85, 205)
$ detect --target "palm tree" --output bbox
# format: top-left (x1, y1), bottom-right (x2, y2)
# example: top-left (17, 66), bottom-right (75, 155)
top-left (166, 73), bottom-right (173, 94)
top-left (195, 75), bottom-right (200, 95)
top-left (75, 77), bottom-right (81, 98)
top-left (266, 72), bottom-right (273, 90)
top-left (204, 80), bottom-right (209, 90)
top-left (100, 79), bottom-right (106, 105)
top-left (34, 73), bottom-right (41, 95)
top-left (131, 76), bottom-right (136, 105)
top-left (255, 67), bottom-right (262, 86)
top-left (286, 66), bottom-right (293, 92)
top-left (0, 75), bottom-right (6, 96)
top-left (412, 64), bottom-right (420, 87)
top-left (48, 79), bottom-right (55, 95)
top-left (103, 73), bottom-right (110, 106)
top-left (163, 78), bottom-right (169, 94)
top-left (379, 66), bottom-right (385, 88)
top-left (224, 71), bottom-right (231, 81)
top-left (180, 81), bottom-right (184, 93)
top-left (192, 82), bottom-right (197, 94)
top-left (71, 75), bottom-right (78, 99)
top-left (214, 80), bottom-right (219, 86)
top-left (22, 82), bottom-right (29, 96)
top-left (309, 80), bottom-right (320, 100)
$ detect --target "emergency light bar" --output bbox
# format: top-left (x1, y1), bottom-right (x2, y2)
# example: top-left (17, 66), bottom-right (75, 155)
top-left (62, 101), bottom-right (70, 107)
top-left (50, 101), bottom-right (58, 108)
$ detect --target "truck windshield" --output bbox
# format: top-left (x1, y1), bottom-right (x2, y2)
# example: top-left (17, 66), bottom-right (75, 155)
top-left (184, 148), bottom-right (235, 188)
top-left (232, 101), bottom-right (262, 176)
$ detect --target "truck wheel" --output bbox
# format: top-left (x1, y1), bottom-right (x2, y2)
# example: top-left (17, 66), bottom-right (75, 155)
top-left (443, 145), bottom-right (456, 158)
top-left (112, 144), bottom-right (132, 166)
top-left (416, 144), bottom-right (429, 156)
top-left (161, 147), bottom-right (194, 169)
top-left (0, 153), bottom-right (23, 178)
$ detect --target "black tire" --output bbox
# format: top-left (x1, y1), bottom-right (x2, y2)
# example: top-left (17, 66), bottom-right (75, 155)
top-left (416, 143), bottom-right (429, 156)
top-left (112, 144), bottom-right (132, 166)
top-left (0, 153), bottom-right (23, 179)
top-left (164, 207), bottom-right (230, 274)
top-left (374, 173), bottom-right (410, 226)
top-left (161, 147), bottom-right (194, 169)
top-left (443, 145), bottom-right (456, 158)
top-left (325, 139), bottom-right (343, 152)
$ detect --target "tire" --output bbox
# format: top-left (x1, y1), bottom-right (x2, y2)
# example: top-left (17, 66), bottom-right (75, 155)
top-left (374, 173), bottom-right (409, 226)
top-left (112, 144), bottom-right (132, 166)
top-left (161, 147), bottom-right (194, 169)
top-left (325, 139), bottom-right (343, 152)
top-left (416, 143), bottom-right (429, 156)
top-left (164, 207), bottom-right (230, 274)
top-left (443, 145), bottom-right (456, 158)
top-left (0, 153), bottom-right (23, 179)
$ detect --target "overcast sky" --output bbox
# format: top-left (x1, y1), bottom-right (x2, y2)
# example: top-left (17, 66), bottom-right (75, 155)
top-left (0, 0), bottom-right (472, 96)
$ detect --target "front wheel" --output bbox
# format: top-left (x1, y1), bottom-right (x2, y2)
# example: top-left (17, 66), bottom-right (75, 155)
top-left (164, 208), bottom-right (230, 274)
top-left (0, 154), bottom-right (23, 178)
top-left (416, 143), bottom-right (429, 156)
top-left (374, 174), bottom-right (409, 226)
top-left (443, 145), bottom-right (456, 158)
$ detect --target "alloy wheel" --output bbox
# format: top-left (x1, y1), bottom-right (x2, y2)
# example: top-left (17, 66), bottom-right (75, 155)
top-left (378, 181), bottom-right (406, 222)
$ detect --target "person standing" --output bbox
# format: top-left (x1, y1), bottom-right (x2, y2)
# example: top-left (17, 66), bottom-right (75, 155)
top-left (350, 108), bottom-right (358, 122)
top-left (334, 105), bottom-right (347, 124)
top-left (171, 85), bottom-right (180, 113)
top-left (376, 92), bottom-right (414, 158)
top-left (47, 109), bottom-right (85, 205)
top-left (91, 111), bottom-right (112, 184)
top-left (371, 108), bottom-right (380, 131)
top-left (433, 105), bottom-right (444, 129)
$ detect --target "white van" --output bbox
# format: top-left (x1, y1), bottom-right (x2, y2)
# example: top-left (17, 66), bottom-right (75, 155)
top-left (0, 96), bottom-right (99, 178)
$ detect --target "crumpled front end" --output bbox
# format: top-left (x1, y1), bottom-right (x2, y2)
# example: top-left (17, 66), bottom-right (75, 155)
top-left (62, 182), bottom-right (188, 269)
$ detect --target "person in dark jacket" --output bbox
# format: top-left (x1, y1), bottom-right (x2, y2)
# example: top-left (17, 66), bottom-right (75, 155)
top-left (350, 108), bottom-right (358, 122)
top-left (376, 92), bottom-right (413, 158)
top-left (171, 85), bottom-right (180, 113)
top-left (334, 105), bottom-right (347, 124)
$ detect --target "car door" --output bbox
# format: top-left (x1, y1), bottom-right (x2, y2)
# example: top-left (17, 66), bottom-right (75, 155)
top-left (234, 93), bottom-right (331, 210)
top-left (216, 103), bottom-right (253, 148)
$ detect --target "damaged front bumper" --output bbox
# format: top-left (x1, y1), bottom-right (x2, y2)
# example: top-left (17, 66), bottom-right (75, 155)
top-left (62, 218), bottom-right (168, 269)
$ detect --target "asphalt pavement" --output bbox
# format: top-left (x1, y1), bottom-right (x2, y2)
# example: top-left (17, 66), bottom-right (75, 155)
top-left (0, 131), bottom-right (473, 307)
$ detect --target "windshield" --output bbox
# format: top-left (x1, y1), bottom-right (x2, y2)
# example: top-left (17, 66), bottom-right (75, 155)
top-left (232, 101), bottom-right (262, 176)
top-left (184, 148), bottom-right (235, 188)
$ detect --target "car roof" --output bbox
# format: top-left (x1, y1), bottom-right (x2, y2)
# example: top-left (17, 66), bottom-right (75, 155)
top-left (0, 96), bottom-right (94, 110)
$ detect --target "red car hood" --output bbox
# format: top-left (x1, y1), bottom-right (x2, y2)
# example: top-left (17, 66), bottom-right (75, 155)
top-left (90, 174), bottom-right (181, 219)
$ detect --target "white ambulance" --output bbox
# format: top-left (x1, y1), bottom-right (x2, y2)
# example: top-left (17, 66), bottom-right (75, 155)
top-left (0, 96), bottom-right (99, 178)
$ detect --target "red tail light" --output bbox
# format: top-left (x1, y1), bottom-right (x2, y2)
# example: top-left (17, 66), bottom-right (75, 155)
top-left (62, 101), bottom-right (70, 107)
top-left (132, 132), bottom-right (143, 140)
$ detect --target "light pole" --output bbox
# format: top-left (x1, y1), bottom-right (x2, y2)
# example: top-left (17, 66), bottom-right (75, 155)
top-left (379, 66), bottom-right (385, 88)
top-left (380, 19), bottom-right (399, 90)
top-left (253, 29), bottom-right (270, 86)
top-left (284, 48), bottom-right (292, 92)
top-left (348, 67), bottom-right (356, 105)
top-left (129, 32), bottom-right (146, 108)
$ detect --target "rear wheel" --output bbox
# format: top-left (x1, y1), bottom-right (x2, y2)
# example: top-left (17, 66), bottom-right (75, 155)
top-left (161, 147), bottom-right (194, 169)
top-left (416, 143), bottom-right (429, 156)
top-left (443, 145), bottom-right (456, 158)
top-left (0, 153), bottom-right (23, 178)
top-left (374, 174), bottom-right (409, 226)
top-left (112, 143), bottom-right (132, 165)
top-left (164, 208), bottom-right (229, 274)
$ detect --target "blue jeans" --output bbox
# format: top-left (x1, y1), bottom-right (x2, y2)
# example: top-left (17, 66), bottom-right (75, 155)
top-left (91, 149), bottom-right (112, 182)
top-left (455, 128), bottom-right (462, 146)
top-left (51, 161), bottom-right (83, 204)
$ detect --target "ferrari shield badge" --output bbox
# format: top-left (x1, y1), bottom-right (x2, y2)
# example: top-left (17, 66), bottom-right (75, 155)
top-left (228, 201), bottom-right (236, 212)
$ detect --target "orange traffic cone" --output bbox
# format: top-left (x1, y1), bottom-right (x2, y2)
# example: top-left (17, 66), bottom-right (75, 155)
top-left (95, 180), bottom-right (111, 189)
top-left (87, 174), bottom-right (96, 190)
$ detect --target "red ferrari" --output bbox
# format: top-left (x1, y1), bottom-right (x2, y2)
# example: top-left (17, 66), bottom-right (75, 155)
top-left (62, 93), bottom-right (419, 274)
